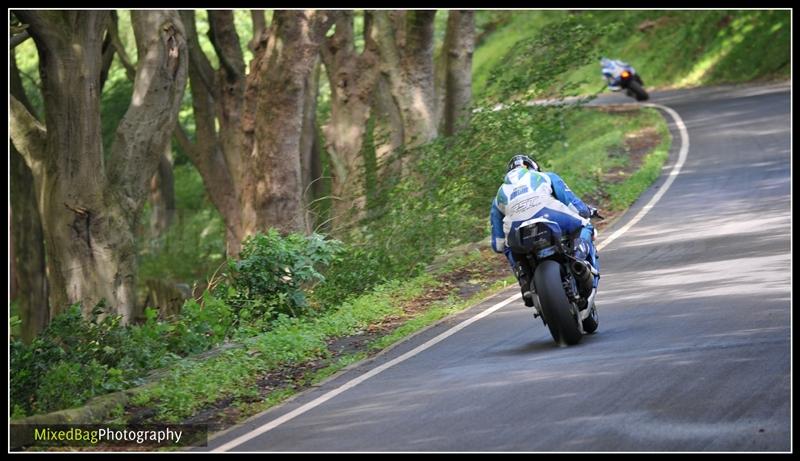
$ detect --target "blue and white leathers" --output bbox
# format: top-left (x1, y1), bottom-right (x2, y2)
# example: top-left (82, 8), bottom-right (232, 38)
top-left (600, 57), bottom-right (636, 91)
top-left (490, 167), bottom-right (599, 286)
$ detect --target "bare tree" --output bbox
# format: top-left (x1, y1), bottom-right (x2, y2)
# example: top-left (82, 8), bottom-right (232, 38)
top-left (9, 10), bottom-right (188, 322)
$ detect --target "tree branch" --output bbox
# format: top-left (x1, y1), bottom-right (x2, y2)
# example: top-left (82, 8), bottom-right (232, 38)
top-left (208, 10), bottom-right (245, 80)
top-left (319, 35), bottom-right (334, 71)
top-left (309, 10), bottom-right (337, 41)
top-left (10, 30), bottom-right (30, 49)
top-left (9, 95), bottom-right (47, 164)
top-left (371, 11), bottom-right (402, 75)
top-left (107, 11), bottom-right (136, 81)
top-left (99, 26), bottom-right (116, 90)
top-left (180, 10), bottom-right (217, 96)
top-left (249, 10), bottom-right (267, 52)
top-left (12, 10), bottom-right (63, 49)
top-left (404, 11), bottom-right (436, 71)
top-left (108, 10), bottom-right (188, 214)
top-left (173, 122), bottom-right (196, 158)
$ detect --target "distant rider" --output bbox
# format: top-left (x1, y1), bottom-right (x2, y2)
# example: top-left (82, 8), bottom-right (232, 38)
top-left (489, 154), bottom-right (599, 306)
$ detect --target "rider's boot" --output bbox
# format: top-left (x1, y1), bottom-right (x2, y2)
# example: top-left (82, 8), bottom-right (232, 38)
top-left (515, 263), bottom-right (535, 307)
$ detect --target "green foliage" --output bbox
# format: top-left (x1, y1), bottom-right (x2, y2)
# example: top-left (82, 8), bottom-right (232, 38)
top-left (547, 107), bottom-right (667, 204)
top-left (11, 304), bottom-right (135, 416)
top-left (10, 293), bottom-right (238, 418)
top-left (315, 102), bottom-right (578, 306)
top-left (220, 230), bottom-right (343, 322)
top-left (472, 11), bottom-right (559, 97)
top-left (482, 14), bottom-right (612, 102)
top-left (138, 164), bottom-right (226, 285)
top-left (130, 273), bottom-right (434, 422)
top-left (11, 38), bottom-right (44, 119)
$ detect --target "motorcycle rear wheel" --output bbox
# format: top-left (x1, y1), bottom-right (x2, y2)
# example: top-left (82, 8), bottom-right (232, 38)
top-left (628, 80), bottom-right (649, 101)
top-left (534, 260), bottom-right (582, 346)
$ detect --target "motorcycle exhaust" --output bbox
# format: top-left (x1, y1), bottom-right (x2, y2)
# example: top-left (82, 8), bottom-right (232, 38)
top-left (571, 260), bottom-right (594, 297)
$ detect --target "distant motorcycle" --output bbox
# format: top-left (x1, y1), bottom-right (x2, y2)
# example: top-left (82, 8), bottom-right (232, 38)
top-left (506, 208), bottom-right (604, 346)
top-left (600, 58), bottom-right (649, 101)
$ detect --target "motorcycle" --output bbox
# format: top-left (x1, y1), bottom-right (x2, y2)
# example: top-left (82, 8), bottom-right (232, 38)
top-left (506, 208), bottom-right (603, 346)
top-left (600, 58), bottom-right (649, 101)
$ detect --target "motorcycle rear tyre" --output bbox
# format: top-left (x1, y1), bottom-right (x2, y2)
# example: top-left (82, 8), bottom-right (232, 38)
top-left (628, 80), bottom-right (649, 101)
top-left (534, 260), bottom-right (582, 346)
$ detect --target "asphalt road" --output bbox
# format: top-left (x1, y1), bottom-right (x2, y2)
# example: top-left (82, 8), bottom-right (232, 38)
top-left (206, 83), bottom-right (791, 452)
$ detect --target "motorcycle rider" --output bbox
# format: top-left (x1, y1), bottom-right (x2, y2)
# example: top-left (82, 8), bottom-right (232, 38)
top-left (490, 154), bottom-right (599, 307)
top-left (600, 57), bottom-right (626, 91)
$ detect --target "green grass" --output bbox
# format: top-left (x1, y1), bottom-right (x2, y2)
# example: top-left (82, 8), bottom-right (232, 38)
top-left (549, 106), bottom-right (671, 211)
top-left (128, 271), bottom-right (441, 422)
top-left (474, 10), bottom-right (790, 100)
top-left (472, 11), bottom-right (560, 97)
top-left (605, 117), bottom-right (671, 211)
top-left (234, 271), bottom-right (519, 423)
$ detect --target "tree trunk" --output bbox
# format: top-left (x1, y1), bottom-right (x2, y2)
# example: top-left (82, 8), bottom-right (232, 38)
top-left (373, 11), bottom-right (438, 151)
top-left (149, 146), bottom-right (176, 236)
top-left (442, 11), bottom-right (475, 136)
top-left (240, 10), bottom-right (335, 237)
top-left (300, 55), bottom-right (321, 233)
top-left (178, 10), bottom-right (334, 251)
top-left (320, 11), bottom-right (381, 234)
top-left (10, 47), bottom-right (49, 341)
top-left (177, 9), bottom-right (245, 256)
top-left (11, 10), bottom-right (188, 323)
top-left (433, 37), bottom-right (447, 133)
top-left (11, 149), bottom-right (49, 342)
top-left (371, 74), bottom-right (405, 183)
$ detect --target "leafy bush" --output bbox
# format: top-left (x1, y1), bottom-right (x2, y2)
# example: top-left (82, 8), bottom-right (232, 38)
top-left (10, 305), bottom-right (133, 416)
top-left (169, 294), bottom-right (235, 355)
top-left (10, 294), bottom-right (236, 417)
top-left (220, 230), bottom-right (343, 321)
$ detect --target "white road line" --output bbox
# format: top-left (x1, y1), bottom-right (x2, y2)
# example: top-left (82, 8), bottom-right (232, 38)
top-left (213, 102), bottom-right (689, 452)
top-left (213, 293), bottom-right (521, 452)
top-left (596, 103), bottom-right (690, 251)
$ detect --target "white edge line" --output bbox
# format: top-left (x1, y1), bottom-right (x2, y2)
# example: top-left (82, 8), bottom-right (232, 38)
top-left (213, 102), bottom-right (689, 452)
top-left (596, 103), bottom-right (690, 252)
top-left (213, 293), bottom-right (521, 452)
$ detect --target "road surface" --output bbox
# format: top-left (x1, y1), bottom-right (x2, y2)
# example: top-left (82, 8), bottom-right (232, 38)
top-left (206, 82), bottom-right (791, 452)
